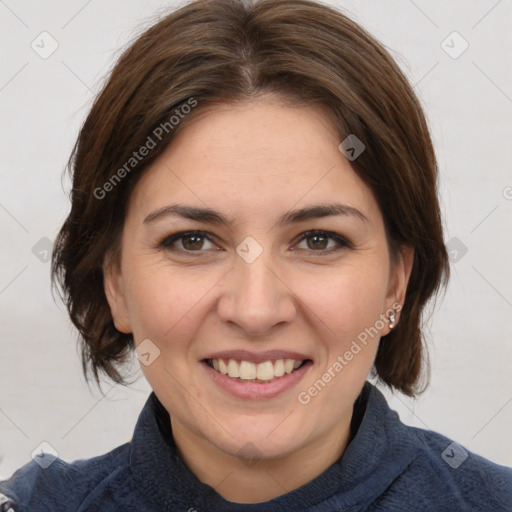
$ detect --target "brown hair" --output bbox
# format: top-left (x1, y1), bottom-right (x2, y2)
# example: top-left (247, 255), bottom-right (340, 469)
top-left (52, 0), bottom-right (450, 396)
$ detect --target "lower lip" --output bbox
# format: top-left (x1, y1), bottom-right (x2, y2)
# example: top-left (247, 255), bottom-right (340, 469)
top-left (201, 361), bottom-right (312, 399)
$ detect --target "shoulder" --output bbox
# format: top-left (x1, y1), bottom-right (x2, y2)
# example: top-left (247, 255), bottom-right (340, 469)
top-left (360, 385), bottom-right (512, 511)
top-left (395, 423), bottom-right (512, 511)
top-left (0, 443), bottom-right (133, 512)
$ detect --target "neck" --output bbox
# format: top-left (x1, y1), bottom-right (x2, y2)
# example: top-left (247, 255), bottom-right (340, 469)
top-left (170, 409), bottom-right (353, 503)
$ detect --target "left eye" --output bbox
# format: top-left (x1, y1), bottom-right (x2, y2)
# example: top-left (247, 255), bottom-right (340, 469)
top-left (294, 230), bottom-right (350, 253)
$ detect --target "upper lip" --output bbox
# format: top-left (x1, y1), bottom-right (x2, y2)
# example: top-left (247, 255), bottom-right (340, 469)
top-left (202, 350), bottom-right (312, 364)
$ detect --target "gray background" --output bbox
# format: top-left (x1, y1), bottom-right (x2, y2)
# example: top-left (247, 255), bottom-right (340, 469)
top-left (1, 0), bottom-right (511, 478)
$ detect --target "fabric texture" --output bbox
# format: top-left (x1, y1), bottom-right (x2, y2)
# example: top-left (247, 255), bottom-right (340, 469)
top-left (1, 382), bottom-right (511, 511)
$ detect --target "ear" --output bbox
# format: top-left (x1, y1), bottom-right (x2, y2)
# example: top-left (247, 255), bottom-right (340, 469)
top-left (383, 244), bottom-right (414, 333)
top-left (103, 260), bottom-right (132, 334)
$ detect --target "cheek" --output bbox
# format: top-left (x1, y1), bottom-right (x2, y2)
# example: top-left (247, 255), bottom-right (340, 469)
top-left (295, 262), bottom-right (388, 340)
top-left (122, 259), bottom-right (219, 343)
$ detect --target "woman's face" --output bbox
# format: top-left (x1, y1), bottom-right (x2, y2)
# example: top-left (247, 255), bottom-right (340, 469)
top-left (105, 97), bottom-right (412, 464)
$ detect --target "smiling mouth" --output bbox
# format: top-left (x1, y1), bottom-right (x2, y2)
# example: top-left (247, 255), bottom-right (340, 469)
top-left (204, 358), bottom-right (311, 383)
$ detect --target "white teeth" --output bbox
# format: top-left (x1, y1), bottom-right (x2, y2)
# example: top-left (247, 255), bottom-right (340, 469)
top-left (274, 359), bottom-right (285, 377)
top-left (239, 361), bottom-right (257, 380)
top-left (209, 357), bottom-right (305, 381)
top-left (256, 361), bottom-right (274, 380)
top-left (227, 359), bottom-right (240, 378)
top-left (284, 359), bottom-right (295, 374)
top-left (218, 359), bottom-right (228, 375)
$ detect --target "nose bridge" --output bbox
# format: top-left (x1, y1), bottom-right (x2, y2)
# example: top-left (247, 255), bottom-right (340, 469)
top-left (217, 236), bottom-right (296, 335)
top-left (239, 248), bottom-right (277, 297)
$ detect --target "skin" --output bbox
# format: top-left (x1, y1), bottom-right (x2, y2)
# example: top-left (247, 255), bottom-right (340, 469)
top-left (104, 96), bottom-right (414, 503)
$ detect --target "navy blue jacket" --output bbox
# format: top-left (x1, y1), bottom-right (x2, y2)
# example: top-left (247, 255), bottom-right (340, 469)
top-left (1, 383), bottom-right (511, 511)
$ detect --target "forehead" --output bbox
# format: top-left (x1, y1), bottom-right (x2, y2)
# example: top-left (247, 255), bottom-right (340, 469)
top-left (127, 98), bottom-right (381, 227)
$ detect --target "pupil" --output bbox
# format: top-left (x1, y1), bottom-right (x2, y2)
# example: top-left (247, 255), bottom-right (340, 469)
top-left (184, 235), bottom-right (203, 250)
top-left (309, 234), bottom-right (327, 250)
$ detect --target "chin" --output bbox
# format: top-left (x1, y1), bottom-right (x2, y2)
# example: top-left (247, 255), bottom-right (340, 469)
top-left (208, 413), bottom-right (314, 460)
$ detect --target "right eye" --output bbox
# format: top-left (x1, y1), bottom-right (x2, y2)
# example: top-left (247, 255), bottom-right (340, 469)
top-left (159, 230), bottom-right (219, 253)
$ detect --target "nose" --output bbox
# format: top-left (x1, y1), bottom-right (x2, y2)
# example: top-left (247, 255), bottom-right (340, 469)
top-left (216, 247), bottom-right (297, 337)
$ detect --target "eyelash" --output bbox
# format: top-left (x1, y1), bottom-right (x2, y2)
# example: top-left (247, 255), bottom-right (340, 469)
top-left (159, 230), bottom-right (352, 255)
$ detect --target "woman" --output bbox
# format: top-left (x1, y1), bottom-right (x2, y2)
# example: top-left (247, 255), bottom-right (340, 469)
top-left (1, 0), bottom-right (510, 510)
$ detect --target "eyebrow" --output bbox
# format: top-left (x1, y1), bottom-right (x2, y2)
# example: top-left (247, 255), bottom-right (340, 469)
top-left (143, 202), bottom-right (369, 226)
